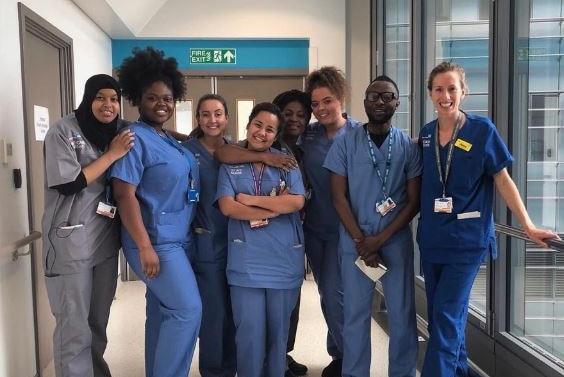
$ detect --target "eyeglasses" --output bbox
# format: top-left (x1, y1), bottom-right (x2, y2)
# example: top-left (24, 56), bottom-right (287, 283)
top-left (365, 92), bottom-right (396, 103)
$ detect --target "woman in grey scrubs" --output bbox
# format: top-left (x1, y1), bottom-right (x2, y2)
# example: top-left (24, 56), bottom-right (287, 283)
top-left (42, 74), bottom-right (134, 377)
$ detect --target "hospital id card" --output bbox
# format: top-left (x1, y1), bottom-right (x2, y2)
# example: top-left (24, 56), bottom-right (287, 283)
top-left (434, 197), bottom-right (453, 213)
top-left (249, 218), bottom-right (269, 229)
top-left (96, 202), bottom-right (117, 218)
top-left (376, 197), bottom-right (396, 216)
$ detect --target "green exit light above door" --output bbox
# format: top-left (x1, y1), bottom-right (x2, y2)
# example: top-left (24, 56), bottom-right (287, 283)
top-left (190, 48), bottom-right (236, 64)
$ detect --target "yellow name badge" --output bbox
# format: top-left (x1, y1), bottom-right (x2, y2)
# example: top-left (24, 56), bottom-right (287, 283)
top-left (454, 138), bottom-right (472, 152)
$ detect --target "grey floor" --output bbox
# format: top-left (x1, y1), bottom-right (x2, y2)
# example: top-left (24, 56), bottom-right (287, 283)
top-left (100, 274), bottom-right (421, 376)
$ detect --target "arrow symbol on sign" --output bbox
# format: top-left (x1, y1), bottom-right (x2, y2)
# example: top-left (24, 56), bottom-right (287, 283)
top-left (223, 50), bottom-right (235, 63)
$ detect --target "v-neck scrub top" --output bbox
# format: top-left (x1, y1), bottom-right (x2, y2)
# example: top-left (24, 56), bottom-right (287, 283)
top-left (216, 148), bottom-right (306, 289)
top-left (417, 113), bottom-right (514, 264)
top-left (42, 113), bottom-right (120, 274)
top-left (324, 125), bottom-right (422, 235)
top-left (110, 121), bottom-right (199, 249)
top-left (299, 117), bottom-right (363, 238)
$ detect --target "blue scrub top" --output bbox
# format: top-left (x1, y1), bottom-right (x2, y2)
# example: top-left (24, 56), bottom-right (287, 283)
top-left (417, 113), bottom-right (513, 263)
top-left (299, 117), bottom-right (363, 238)
top-left (183, 137), bottom-right (229, 263)
top-left (324, 125), bottom-right (421, 240)
top-left (111, 121), bottom-right (199, 250)
top-left (216, 148), bottom-right (306, 289)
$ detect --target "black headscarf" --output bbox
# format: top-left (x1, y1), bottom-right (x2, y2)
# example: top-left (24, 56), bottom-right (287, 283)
top-left (75, 74), bottom-right (121, 151)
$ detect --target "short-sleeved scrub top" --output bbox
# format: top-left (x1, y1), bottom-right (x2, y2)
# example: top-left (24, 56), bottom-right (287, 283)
top-left (110, 121), bottom-right (199, 249)
top-left (299, 117), bottom-right (363, 238)
top-left (417, 113), bottom-right (514, 264)
top-left (216, 148), bottom-right (306, 289)
top-left (42, 113), bottom-right (120, 274)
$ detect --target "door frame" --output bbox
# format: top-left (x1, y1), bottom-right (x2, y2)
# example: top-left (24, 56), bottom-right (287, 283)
top-left (18, 3), bottom-right (74, 374)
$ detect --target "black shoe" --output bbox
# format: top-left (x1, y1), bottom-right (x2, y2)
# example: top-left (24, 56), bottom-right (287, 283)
top-left (287, 354), bottom-right (308, 375)
top-left (285, 369), bottom-right (299, 377)
top-left (321, 358), bottom-right (342, 377)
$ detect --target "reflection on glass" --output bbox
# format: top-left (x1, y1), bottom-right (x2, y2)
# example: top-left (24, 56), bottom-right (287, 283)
top-left (384, 0), bottom-right (411, 134)
top-left (510, 0), bottom-right (564, 363)
top-left (175, 100), bottom-right (193, 135)
top-left (236, 99), bottom-right (255, 142)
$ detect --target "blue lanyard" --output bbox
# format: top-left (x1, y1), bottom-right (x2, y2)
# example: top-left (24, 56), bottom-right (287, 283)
top-left (249, 163), bottom-right (266, 195)
top-left (159, 131), bottom-right (196, 188)
top-left (366, 126), bottom-right (393, 198)
top-left (434, 112), bottom-right (463, 198)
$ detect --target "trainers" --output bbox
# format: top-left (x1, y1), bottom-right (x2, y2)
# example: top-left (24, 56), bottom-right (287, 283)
top-left (321, 358), bottom-right (342, 377)
top-left (287, 354), bottom-right (308, 375)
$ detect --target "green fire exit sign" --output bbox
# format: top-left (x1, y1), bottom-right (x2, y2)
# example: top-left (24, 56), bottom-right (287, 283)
top-left (190, 48), bottom-right (236, 64)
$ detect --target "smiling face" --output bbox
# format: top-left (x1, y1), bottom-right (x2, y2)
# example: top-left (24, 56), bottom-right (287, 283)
top-left (197, 99), bottom-right (228, 137)
top-left (138, 81), bottom-right (175, 127)
top-left (246, 110), bottom-right (280, 152)
top-left (281, 100), bottom-right (308, 138)
top-left (364, 80), bottom-right (399, 126)
top-left (310, 86), bottom-right (344, 127)
top-left (429, 70), bottom-right (466, 117)
top-left (91, 88), bottom-right (120, 124)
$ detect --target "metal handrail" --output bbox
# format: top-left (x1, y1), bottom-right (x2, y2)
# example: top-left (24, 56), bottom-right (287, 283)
top-left (0, 231), bottom-right (42, 261)
top-left (494, 223), bottom-right (564, 252)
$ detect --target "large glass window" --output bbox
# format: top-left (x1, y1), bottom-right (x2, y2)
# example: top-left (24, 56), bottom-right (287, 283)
top-left (510, 0), bottom-right (564, 362)
top-left (426, 0), bottom-right (491, 317)
top-left (383, 0), bottom-right (411, 134)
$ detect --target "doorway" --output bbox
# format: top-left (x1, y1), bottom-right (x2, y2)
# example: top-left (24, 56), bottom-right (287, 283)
top-left (19, 3), bottom-right (74, 375)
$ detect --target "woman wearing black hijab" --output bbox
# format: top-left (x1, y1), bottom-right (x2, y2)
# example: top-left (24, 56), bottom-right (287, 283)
top-left (42, 74), bottom-right (134, 377)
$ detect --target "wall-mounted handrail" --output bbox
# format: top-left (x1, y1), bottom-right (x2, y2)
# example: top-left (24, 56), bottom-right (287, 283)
top-left (495, 223), bottom-right (564, 252)
top-left (0, 231), bottom-right (42, 261)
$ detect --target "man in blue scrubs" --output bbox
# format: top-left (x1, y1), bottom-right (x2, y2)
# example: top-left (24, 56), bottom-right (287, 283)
top-left (324, 76), bottom-right (420, 377)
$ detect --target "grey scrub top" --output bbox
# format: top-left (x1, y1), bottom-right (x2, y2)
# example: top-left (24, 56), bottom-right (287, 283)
top-left (41, 113), bottom-right (120, 275)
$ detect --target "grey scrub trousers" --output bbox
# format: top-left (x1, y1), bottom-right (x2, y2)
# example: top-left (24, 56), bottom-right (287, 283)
top-left (42, 114), bottom-right (121, 377)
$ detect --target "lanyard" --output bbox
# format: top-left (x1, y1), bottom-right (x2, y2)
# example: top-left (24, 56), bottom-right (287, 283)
top-left (159, 131), bottom-right (196, 188)
top-left (249, 163), bottom-right (266, 195)
top-left (366, 126), bottom-right (393, 198)
top-left (434, 112), bottom-right (463, 198)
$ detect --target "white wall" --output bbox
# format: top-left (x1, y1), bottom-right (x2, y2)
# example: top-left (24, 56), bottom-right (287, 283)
top-left (0, 1), bottom-right (112, 376)
top-left (136, 0), bottom-right (370, 119)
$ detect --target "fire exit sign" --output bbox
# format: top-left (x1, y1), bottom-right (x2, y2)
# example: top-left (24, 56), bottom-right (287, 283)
top-left (190, 48), bottom-right (236, 64)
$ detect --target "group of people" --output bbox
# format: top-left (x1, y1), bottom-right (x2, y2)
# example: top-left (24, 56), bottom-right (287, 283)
top-left (41, 44), bottom-right (559, 377)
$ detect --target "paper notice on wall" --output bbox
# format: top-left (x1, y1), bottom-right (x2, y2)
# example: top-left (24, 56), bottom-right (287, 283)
top-left (34, 105), bottom-right (49, 141)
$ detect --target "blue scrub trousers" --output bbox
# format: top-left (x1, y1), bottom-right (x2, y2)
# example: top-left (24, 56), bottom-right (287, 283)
top-left (304, 229), bottom-right (344, 359)
top-left (193, 260), bottom-right (237, 377)
top-left (340, 231), bottom-right (418, 377)
top-left (124, 243), bottom-right (202, 377)
top-left (230, 286), bottom-right (300, 377)
top-left (421, 260), bottom-right (481, 377)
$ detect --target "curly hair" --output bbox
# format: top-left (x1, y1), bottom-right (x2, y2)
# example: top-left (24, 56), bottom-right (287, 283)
top-left (272, 89), bottom-right (312, 124)
top-left (305, 66), bottom-right (348, 103)
top-left (117, 46), bottom-right (187, 106)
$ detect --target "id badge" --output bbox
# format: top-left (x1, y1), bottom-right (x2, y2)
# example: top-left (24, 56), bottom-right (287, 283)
top-left (96, 202), bottom-right (117, 218)
top-left (375, 197), bottom-right (396, 216)
top-left (434, 197), bottom-right (453, 213)
top-left (249, 219), bottom-right (269, 229)
top-left (188, 188), bottom-right (199, 203)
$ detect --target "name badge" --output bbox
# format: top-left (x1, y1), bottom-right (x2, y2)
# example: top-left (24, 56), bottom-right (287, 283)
top-left (454, 138), bottom-right (472, 152)
top-left (188, 188), bottom-right (199, 202)
top-left (376, 197), bottom-right (396, 216)
top-left (249, 218), bottom-right (269, 229)
top-left (434, 197), bottom-right (453, 213)
top-left (96, 202), bottom-right (117, 218)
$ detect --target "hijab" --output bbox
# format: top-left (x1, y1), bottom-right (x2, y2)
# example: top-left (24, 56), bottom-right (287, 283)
top-left (75, 74), bottom-right (121, 151)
